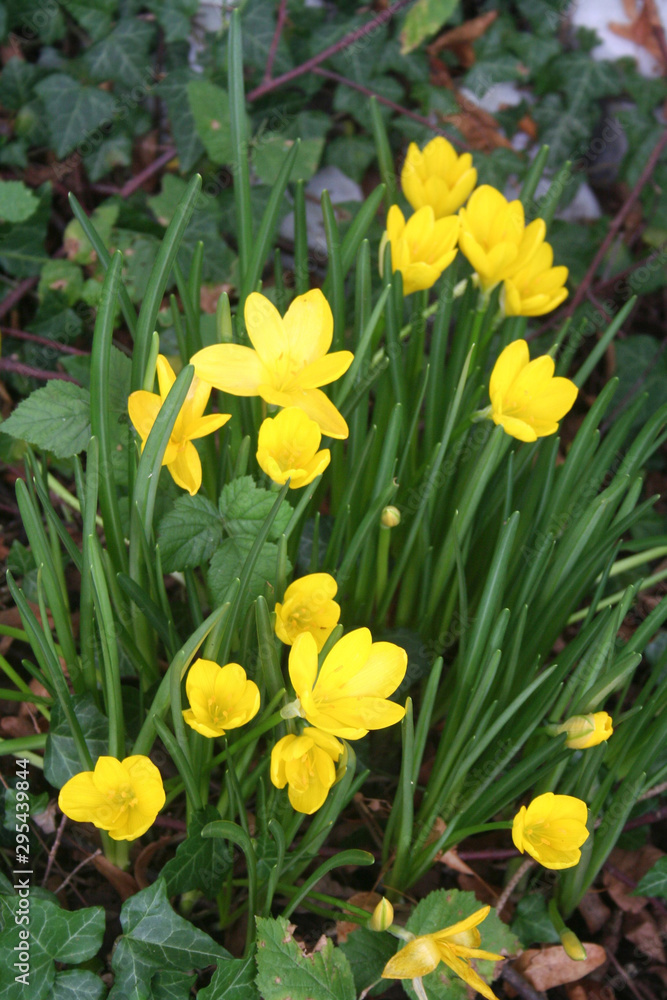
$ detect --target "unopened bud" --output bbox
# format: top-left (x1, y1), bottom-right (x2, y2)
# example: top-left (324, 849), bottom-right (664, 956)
top-left (381, 506), bottom-right (401, 528)
top-left (369, 897), bottom-right (394, 932)
top-left (556, 712), bottom-right (613, 749)
top-left (560, 929), bottom-right (587, 961)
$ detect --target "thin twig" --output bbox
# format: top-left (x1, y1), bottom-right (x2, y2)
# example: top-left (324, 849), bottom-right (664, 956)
top-left (119, 147), bottom-right (177, 199)
top-left (637, 779), bottom-right (667, 803)
top-left (1, 326), bottom-right (88, 355)
top-left (0, 359), bottom-right (80, 382)
top-left (42, 813), bottom-right (67, 887)
top-left (501, 963), bottom-right (547, 1000)
top-left (53, 848), bottom-right (102, 896)
top-left (607, 949), bottom-right (645, 1000)
top-left (496, 857), bottom-right (535, 916)
top-left (0, 277), bottom-right (39, 321)
top-left (247, 0), bottom-right (414, 102)
top-left (263, 0), bottom-right (289, 84)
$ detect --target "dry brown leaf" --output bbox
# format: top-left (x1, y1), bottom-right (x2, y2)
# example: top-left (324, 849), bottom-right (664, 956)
top-left (456, 872), bottom-right (498, 906)
top-left (514, 944), bottom-right (607, 991)
top-left (435, 848), bottom-right (475, 875)
top-left (603, 846), bottom-right (666, 913)
top-left (93, 853), bottom-right (139, 901)
top-left (609, 0), bottom-right (667, 69)
top-left (624, 912), bottom-right (667, 963)
top-left (441, 96), bottom-right (513, 152)
top-left (578, 890), bottom-right (612, 934)
top-left (200, 284), bottom-right (233, 314)
top-left (134, 836), bottom-right (172, 889)
top-left (335, 890), bottom-right (381, 943)
top-left (428, 11), bottom-right (498, 67)
top-left (566, 981), bottom-right (614, 1000)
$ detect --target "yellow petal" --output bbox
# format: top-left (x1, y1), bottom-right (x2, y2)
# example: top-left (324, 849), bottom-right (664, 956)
top-left (289, 632), bottom-right (319, 698)
top-left (185, 412), bottom-right (231, 441)
top-left (156, 355), bottom-right (177, 399)
top-left (437, 945), bottom-right (500, 1000)
top-left (167, 442), bottom-right (201, 495)
top-left (293, 351), bottom-right (354, 390)
top-left (128, 390), bottom-right (163, 442)
top-left (435, 906), bottom-right (491, 942)
top-left (317, 628), bottom-right (374, 692)
top-left (382, 935), bottom-right (441, 979)
top-left (489, 340), bottom-right (529, 401)
top-left (191, 344), bottom-right (264, 395)
top-left (494, 414), bottom-right (538, 442)
top-left (259, 386), bottom-right (350, 440)
top-left (183, 708), bottom-right (225, 738)
top-left (283, 288), bottom-right (334, 367)
top-left (244, 292), bottom-right (289, 367)
top-left (321, 695), bottom-right (406, 732)
top-left (58, 770), bottom-right (114, 824)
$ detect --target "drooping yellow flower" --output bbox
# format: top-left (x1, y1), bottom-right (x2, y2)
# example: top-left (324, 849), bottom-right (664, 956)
top-left (270, 727), bottom-right (343, 814)
top-left (182, 659), bottom-right (260, 738)
top-left (382, 905), bottom-right (503, 1000)
top-left (503, 241), bottom-right (568, 316)
top-left (256, 407), bottom-right (330, 489)
top-left (458, 185), bottom-right (545, 291)
top-left (556, 712), bottom-right (613, 750)
top-left (382, 205), bottom-right (459, 296)
top-left (489, 339), bottom-right (578, 442)
top-left (512, 792), bottom-right (589, 870)
top-left (401, 137), bottom-right (477, 218)
top-left (128, 355), bottom-right (230, 495)
top-left (288, 629), bottom-right (407, 740)
top-left (58, 755), bottom-right (165, 842)
top-left (275, 573), bottom-right (340, 651)
top-left (191, 289), bottom-right (353, 440)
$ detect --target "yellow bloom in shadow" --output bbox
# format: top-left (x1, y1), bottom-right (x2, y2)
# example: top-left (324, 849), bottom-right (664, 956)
top-left (191, 289), bottom-right (353, 440)
top-left (270, 727), bottom-right (343, 814)
top-left (503, 241), bottom-right (568, 316)
top-left (382, 905), bottom-right (503, 1000)
top-left (512, 792), bottom-right (589, 869)
top-left (182, 659), bottom-right (260, 738)
top-left (128, 355), bottom-right (230, 495)
top-left (58, 755), bottom-right (165, 841)
top-left (402, 137), bottom-right (477, 218)
top-left (275, 572), bottom-right (340, 651)
top-left (459, 185), bottom-right (545, 291)
top-left (289, 628), bottom-right (407, 740)
top-left (489, 339), bottom-right (578, 442)
top-left (382, 205), bottom-right (459, 296)
top-left (556, 712), bottom-right (613, 749)
top-left (257, 407), bottom-right (330, 489)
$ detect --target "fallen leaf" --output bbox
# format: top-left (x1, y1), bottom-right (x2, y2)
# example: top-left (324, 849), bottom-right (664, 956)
top-left (336, 891), bottom-right (381, 943)
top-left (578, 890), bottom-right (612, 934)
top-left (624, 912), bottom-right (666, 963)
top-left (441, 94), bottom-right (513, 151)
top-left (133, 835), bottom-right (172, 889)
top-left (93, 853), bottom-right (139, 901)
top-left (514, 944), bottom-right (607, 991)
top-left (609, 0), bottom-right (667, 70)
top-left (435, 848), bottom-right (476, 875)
top-left (604, 846), bottom-right (666, 913)
top-left (427, 11), bottom-right (498, 68)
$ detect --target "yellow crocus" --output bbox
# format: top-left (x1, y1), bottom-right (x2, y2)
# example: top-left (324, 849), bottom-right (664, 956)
top-left (401, 137), bottom-right (477, 218)
top-left (128, 354), bottom-right (230, 495)
top-left (256, 407), bottom-right (330, 489)
top-left (381, 905), bottom-right (503, 1000)
top-left (191, 289), bottom-right (353, 440)
top-left (288, 628), bottom-right (407, 740)
top-left (270, 727), bottom-right (343, 814)
top-left (458, 185), bottom-right (545, 291)
top-left (275, 572), bottom-right (340, 651)
top-left (182, 659), bottom-right (260, 738)
top-left (556, 712), bottom-right (613, 750)
top-left (512, 792), bottom-right (589, 870)
top-left (58, 755), bottom-right (165, 842)
top-left (489, 339), bottom-right (578, 442)
top-left (503, 241), bottom-right (568, 316)
top-left (382, 204), bottom-right (459, 296)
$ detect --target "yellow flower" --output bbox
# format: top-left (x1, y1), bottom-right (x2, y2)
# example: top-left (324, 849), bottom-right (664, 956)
top-left (370, 897), bottom-right (395, 932)
top-left (182, 659), bottom-right (260, 738)
top-left (275, 573), bottom-right (340, 652)
top-left (503, 241), bottom-right (568, 316)
top-left (58, 755), bottom-right (165, 842)
top-left (512, 792), bottom-right (589, 870)
top-left (288, 628), bottom-right (407, 740)
top-left (458, 185), bottom-right (545, 291)
top-left (556, 712), bottom-right (613, 750)
top-left (381, 905), bottom-right (503, 1000)
top-left (128, 355), bottom-right (230, 495)
top-left (191, 289), bottom-right (353, 440)
top-left (270, 727), bottom-right (343, 814)
top-left (256, 407), bottom-right (330, 489)
top-left (382, 205), bottom-right (459, 296)
top-left (401, 137), bottom-right (477, 218)
top-left (489, 339), bottom-right (578, 442)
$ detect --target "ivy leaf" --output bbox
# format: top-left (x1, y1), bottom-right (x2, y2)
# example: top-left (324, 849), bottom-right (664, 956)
top-left (150, 970), bottom-right (197, 999)
top-left (66, 0), bottom-right (116, 41)
top-left (219, 476), bottom-right (292, 540)
top-left (146, 0), bottom-right (199, 43)
top-left (0, 58), bottom-right (39, 111)
top-left (401, 0), bottom-right (460, 54)
top-left (84, 20), bottom-right (155, 89)
top-left (187, 80), bottom-right (234, 165)
top-left (199, 956), bottom-right (259, 999)
top-left (157, 494), bottom-right (224, 572)
top-left (255, 915), bottom-right (356, 1000)
top-left (207, 536), bottom-right (290, 617)
top-left (1, 381), bottom-right (91, 459)
top-left (635, 857), bottom-right (667, 899)
top-left (161, 806), bottom-right (233, 896)
top-left (108, 879), bottom-right (229, 1000)
top-left (45, 970), bottom-right (107, 1000)
top-left (340, 926), bottom-right (396, 997)
top-left (84, 133), bottom-right (133, 183)
top-left (510, 894), bottom-right (559, 946)
top-left (0, 180), bottom-right (39, 223)
top-left (0, 892), bottom-right (105, 1000)
top-left (35, 74), bottom-right (116, 160)
top-left (44, 693), bottom-right (109, 788)
top-left (0, 182), bottom-right (51, 278)
top-left (158, 69), bottom-right (205, 173)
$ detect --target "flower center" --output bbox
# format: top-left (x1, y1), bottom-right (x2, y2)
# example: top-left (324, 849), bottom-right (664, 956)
top-left (108, 784), bottom-right (137, 810)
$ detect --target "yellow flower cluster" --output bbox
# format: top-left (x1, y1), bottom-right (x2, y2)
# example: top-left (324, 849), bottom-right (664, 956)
top-left (382, 137), bottom-right (568, 318)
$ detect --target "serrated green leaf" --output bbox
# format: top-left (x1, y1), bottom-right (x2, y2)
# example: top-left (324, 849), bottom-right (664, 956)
top-left (84, 20), bottom-right (155, 89)
top-left (0, 892), bottom-right (104, 1000)
top-left (0, 180), bottom-right (39, 223)
top-left (44, 693), bottom-right (109, 788)
top-left (46, 969), bottom-right (107, 1000)
top-left (187, 80), bottom-right (234, 165)
top-left (510, 894), bottom-right (559, 947)
top-left (38, 260), bottom-right (84, 306)
top-left (255, 915), bottom-right (356, 1000)
top-left (401, 0), bottom-right (460, 54)
top-left (158, 69), bottom-right (205, 173)
top-left (208, 536), bottom-right (290, 618)
top-left (157, 495), bottom-right (223, 572)
top-left (340, 925), bottom-right (395, 997)
top-left (1, 381), bottom-right (91, 459)
top-left (635, 856), bottom-right (667, 899)
top-left (219, 476), bottom-right (292, 540)
top-left (161, 806), bottom-right (233, 896)
top-left (252, 135), bottom-right (324, 185)
top-left (35, 74), bottom-right (116, 160)
top-left (199, 956), bottom-right (259, 999)
top-left (109, 879), bottom-right (229, 1000)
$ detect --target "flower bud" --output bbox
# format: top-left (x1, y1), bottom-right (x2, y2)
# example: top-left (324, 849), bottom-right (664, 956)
top-left (381, 506), bottom-right (401, 528)
top-left (556, 712), bottom-right (613, 750)
top-left (560, 929), bottom-right (587, 961)
top-left (369, 897), bottom-right (394, 932)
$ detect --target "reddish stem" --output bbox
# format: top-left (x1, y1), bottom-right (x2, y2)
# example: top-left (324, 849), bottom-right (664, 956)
top-left (263, 0), bottom-right (289, 84)
top-left (119, 147), bottom-right (177, 199)
top-left (0, 277), bottom-right (39, 321)
top-left (1, 326), bottom-right (88, 355)
top-left (0, 359), bottom-right (80, 382)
